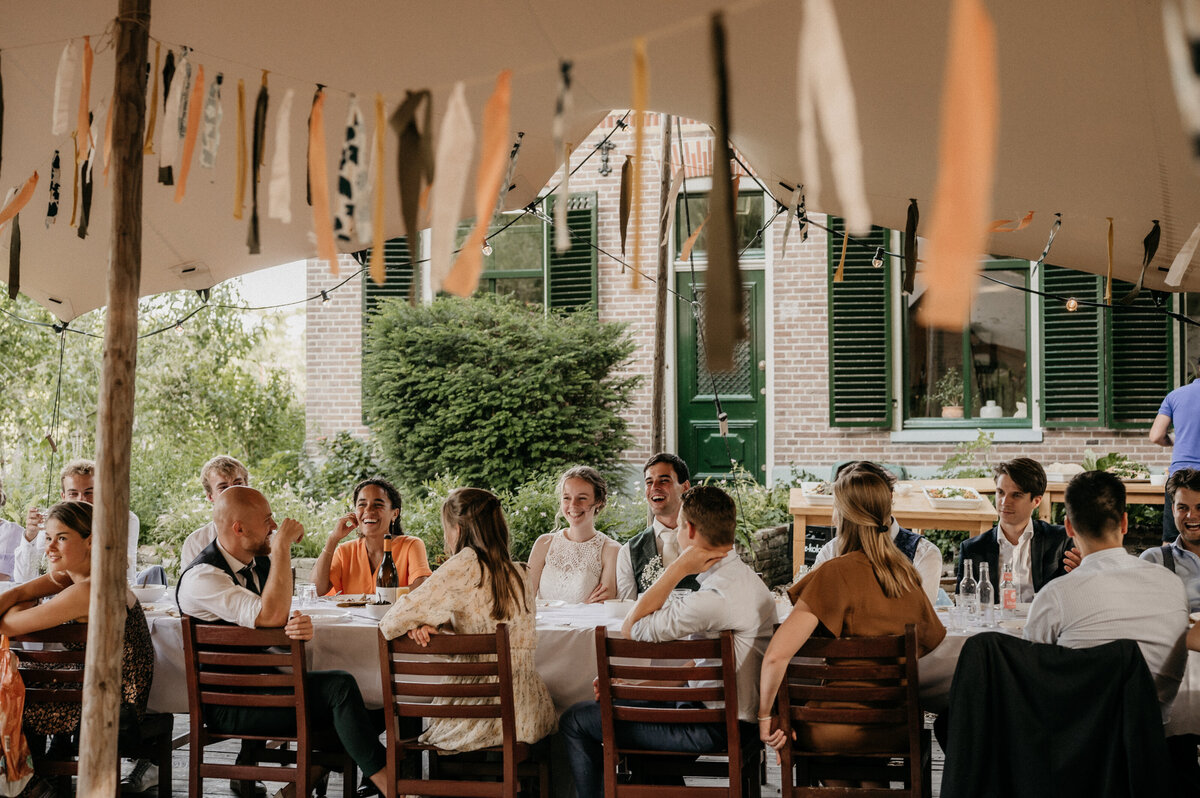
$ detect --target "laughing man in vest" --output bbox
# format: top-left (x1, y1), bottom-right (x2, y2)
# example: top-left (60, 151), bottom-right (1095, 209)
top-left (176, 486), bottom-right (390, 797)
top-left (616, 453), bottom-right (700, 599)
top-left (808, 461), bottom-right (944, 602)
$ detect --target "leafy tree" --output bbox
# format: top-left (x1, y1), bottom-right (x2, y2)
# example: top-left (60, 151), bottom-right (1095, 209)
top-left (362, 294), bottom-right (640, 492)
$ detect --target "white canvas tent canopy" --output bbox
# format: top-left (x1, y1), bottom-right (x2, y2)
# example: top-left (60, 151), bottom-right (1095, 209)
top-left (3, 0), bottom-right (1200, 320)
top-left (4, 0), bottom-right (1200, 791)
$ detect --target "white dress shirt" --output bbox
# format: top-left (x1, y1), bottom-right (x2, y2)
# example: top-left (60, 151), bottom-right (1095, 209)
top-left (616, 518), bottom-right (678, 600)
top-left (180, 520), bottom-right (217, 570)
top-left (1024, 547), bottom-right (1189, 715)
top-left (13, 511), bottom-right (140, 583)
top-left (176, 539), bottom-right (264, 629)
top-left (0, 520), bottom-right (24, 580)
top-left (629, 549), bottom-right (776, 723)
top-left (997, 519), bottom-right (1035, 602)
top-left (811, 518), bottom-right (944, 603)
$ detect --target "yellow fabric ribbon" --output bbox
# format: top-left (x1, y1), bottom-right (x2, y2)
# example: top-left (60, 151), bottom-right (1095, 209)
top-left (631, 38), bottom-right (648, 290)
top-left (75, 36), bottom-right (92, 166)
top-left (233, 78), bottom-right (246, 220)
top-left (445, 70), bottom-right (512, 296)
top-left (175, 64), bottom-right (206, 203)
top-left (369, 93), bottom-right (386, 285)
top-left (308, 87), bottom-right (338, 274)
top-left (143, 41), bottom-right (159, 154)
top-left (1105, 217), bottom-right (1114, 303)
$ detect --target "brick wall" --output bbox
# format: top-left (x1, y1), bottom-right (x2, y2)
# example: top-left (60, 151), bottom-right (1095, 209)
top-left (304, 114), bottom-right (1173, 478)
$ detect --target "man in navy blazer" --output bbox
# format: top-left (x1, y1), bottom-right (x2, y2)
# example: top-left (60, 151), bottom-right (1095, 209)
top-left (955, 458), bottom-right (1073, 600)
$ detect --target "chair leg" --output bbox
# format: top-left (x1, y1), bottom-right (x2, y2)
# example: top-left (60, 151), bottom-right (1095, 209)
top-left (188, 738), bottom-right (202, 798)
top-left (156, 736), bottom-right (173, 798)
top-left (343, 758), bottom-right (356, 798)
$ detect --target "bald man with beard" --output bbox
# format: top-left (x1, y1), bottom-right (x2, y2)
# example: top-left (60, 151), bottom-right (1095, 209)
top-left (176, 487), bottom-right (390, 797)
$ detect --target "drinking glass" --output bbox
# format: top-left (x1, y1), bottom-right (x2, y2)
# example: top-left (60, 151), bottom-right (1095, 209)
top-left (297, 583), bottom-right (317, 608)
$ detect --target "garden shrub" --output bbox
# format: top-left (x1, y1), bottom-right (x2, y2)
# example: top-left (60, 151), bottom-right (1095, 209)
top-left (362, 294), bottom-right (641, 492)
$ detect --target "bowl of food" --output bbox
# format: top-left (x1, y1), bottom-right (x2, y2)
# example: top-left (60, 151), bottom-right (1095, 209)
top-left (801, 481), bottom-right (835, 506)
top-left (922, 485), bottom-right (983, 509)
top-left (130, 584), bottom-right (167, 604)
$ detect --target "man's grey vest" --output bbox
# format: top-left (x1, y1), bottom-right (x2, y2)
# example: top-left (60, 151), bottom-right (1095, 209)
top-left (628, 526), bottom-right (701, 594)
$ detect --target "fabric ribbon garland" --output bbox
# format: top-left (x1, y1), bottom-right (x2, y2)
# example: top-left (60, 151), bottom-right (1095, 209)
top-left (143, 41), bottom-right (160, 154)
top-left (1165, 222), bottom-right (1200, 287)
top-left (619, 155), bottom-right (632, 262)
top-left (832, 226), bottom-right (849, 283)
top-left (705, 12), bottom-right (746, 371)
top-left (1104, 217), bottom-right (1114, 303)
top-left (430, 82), bottom-right (474, 294)
top-left (77, 113), bottom-right (97, 239)
top-left (445, 70), bottom-right (512, 296)
top-left (918, 0), bottom-right (998, 331)
top-left (45, 151), bottom-right (60, 228)
top-left (159, 49), bottom-right (184, 185)
top-left (1030, 213), bottom-right (1062, 277)
top-left (7, 213), bottom-right (19, 301)
top-left (199, 73), bottom-right (224, 169)
top-left (1119, 220), bottom-right (1161, 304)
top-left (553, 60), bottom-right (574, 253)
top-left (175, 64), bottom-right (206, 203)
top-left (389, 89), bottom-right (434, 244)
top-left (903, 198), bottom-right (919, 294)
top-left (233, 78), bottom-right (246, 219)
top-left (307, 85), bottom-right (339, 274)
top-left (494, 131), bottom-right (524, 217)
top-left (797, 189), bottom-right (809, 242)
top-left (75, 36), bottom-right (92, 167)
top-left (659, 166), bottom-right (685, 248)
top-left (780, 185), bottom-right (801, 254)
top-left (51, 40), bottom-right (79, 137)
top-left (334, 96), bottom-right (366, 245)
top-left (102, 92), bottom-right (114, 183)
top-left (268, 88), bottom-right (294, 224)
top-left (797, 0), bottom-right (871, 235)
top-left (630, 38), bottom-right (648, 289)
top-left (989, 210), bottom-right (1034, 232)
top-left (246, 73), bottom-right (269, 254)
top-left (368, 93), bottom-right (386, 284)
top-left (351, 100), bottom-right (373, 246)
top-left (0, 173), bottom-right (40, 232)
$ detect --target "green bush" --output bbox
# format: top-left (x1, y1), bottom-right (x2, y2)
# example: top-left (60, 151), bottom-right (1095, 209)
top-left (362, 294), bottom-right (641, 492)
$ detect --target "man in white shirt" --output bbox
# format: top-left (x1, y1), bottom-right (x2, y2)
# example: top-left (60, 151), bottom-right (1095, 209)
top-left (561, 485), bottom-right (776, 798)
top-left (0, 480), bottom-right (23, 581)
top-left (1024, 470), bottom-right (1188, 717)
top-left (176, 486), bottom-right (389, 797)
top-left (809, 461), bottom-right (944, 602)
top-left (180, 455), bottom-right (250, 569)
top-left (615, 453), bottom-right (697, 599)
top-left (13, 459), bottom-right (139, 583)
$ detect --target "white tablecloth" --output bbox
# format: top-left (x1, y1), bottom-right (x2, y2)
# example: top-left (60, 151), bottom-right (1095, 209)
top-left (145, 601), bottom-right (630, 715)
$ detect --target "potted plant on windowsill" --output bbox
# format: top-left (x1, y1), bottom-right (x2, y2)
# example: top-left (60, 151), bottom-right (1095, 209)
top-left (933, 368), bottom-right (965, 418)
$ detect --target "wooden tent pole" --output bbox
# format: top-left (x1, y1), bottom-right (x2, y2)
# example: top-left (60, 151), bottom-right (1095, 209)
top-left (651, 113), bottom-right (673, 453)
top-left (78, 0), bottom-right (149, 794)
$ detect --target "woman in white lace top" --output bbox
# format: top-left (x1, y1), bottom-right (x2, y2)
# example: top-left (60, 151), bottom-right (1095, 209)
top-left (527, 466), bottom-right (620, 603)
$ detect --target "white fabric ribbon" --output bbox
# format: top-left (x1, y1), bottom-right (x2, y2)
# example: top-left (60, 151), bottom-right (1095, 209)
top-left (199, 73), bottom-right (224, 169)
top-left (267, 88), bottom-right (295, 224)
top-left (1165, 221), bottom-right (1200, 287)
top-left (334, 96), bottom-right (366, 245)
top-left (51, 40), bottom-right (80, 136)
top-left (430, 82), bottom-right (475, 293)
top-left (159, 50), bottom-right (188, 176)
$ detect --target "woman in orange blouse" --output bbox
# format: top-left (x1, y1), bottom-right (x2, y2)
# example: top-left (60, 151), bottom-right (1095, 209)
top-left (312, 477), bottom-right (432, 595)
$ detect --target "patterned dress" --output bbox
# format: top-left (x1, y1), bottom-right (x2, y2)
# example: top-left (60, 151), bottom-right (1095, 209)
top-left (379, 547), bottom-right (557, 753)
top-left (22, 599), bottom-right (154, 734)
top-left (538, 530), bottom-right (612, 603)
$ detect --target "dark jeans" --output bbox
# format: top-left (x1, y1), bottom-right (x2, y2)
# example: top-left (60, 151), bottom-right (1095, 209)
top-left (205, 669), bottom-right (386, 778)
top-left (560, 699), bottom-right (730, 798)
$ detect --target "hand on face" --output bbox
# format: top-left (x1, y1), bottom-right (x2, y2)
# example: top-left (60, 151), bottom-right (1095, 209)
top-left (271, 518), bottom-right (304, 556)
top-left (330, 512), bottom-right (358, 544)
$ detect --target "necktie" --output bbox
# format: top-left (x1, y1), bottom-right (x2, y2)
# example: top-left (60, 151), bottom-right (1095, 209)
top-left (661, 532), bottom-right (681, 567)
top-left (239, 564), bottom-right (261, 595)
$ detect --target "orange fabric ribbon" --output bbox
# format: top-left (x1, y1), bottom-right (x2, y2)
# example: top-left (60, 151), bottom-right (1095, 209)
top-left (0, 172), bottom-right (40, 228)
top-left (445, 70), bottom-right (512, 296)
top-left (833, 229), bottom-right (849, 282)
top-left (918, 0), bottom-right (997, 331)
top-left (308, 87), bottom-right (338, 274)
top-left (233, 78), bottom-right (246, 220)
top-left (75, 36), bottom-right (92, 166)
top-left (175, 64), bottom-right (206, 203)
top-left (369, 93), bottom-right (387, 286)
top-left (989, 210), bottom-right (1033, 233)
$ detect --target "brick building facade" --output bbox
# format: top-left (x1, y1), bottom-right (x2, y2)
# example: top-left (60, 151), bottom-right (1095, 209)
top-left (305, 113), bottom-right (1176, 481)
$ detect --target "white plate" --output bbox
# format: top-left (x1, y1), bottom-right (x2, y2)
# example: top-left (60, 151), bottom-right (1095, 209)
top-left (922, 486), bottom-right (983, 509)
top-left (306, 611), bottom-right (351, 626)
top-left (800, 482), bottom-right (834, 505)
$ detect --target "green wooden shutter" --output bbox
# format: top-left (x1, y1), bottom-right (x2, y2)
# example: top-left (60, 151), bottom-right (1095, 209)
top-left (361, 237), bottom-right (415, 318)
top-left (546, 192), bottom-right (598, 312)
top-left (1108, 280), bottom-right (1172, 428)
top-left (827, 220), bottom-right (891, 427)
top-left (1040, 265), bottom-right (1103, 426)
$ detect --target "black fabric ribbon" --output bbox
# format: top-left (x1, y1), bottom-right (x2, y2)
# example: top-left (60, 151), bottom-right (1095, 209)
top-left (903, 198), bottom-right (919, 294)
top-left (8, 212), bottom-right (19, 300)
top-left (247, 78), bottom-right (269, 254)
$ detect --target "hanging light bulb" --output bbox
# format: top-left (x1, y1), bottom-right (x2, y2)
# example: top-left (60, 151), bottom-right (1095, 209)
top-left (1065, 297), bottom-right (1079, 312)
top-left (174, 322), bottom-right (184, 333)
top-left (482, 241), bottom-right (494, 256)
top-left (320, 290), bottom-right (330, 303)
top-left (871, 246), bottom-right (884, 269)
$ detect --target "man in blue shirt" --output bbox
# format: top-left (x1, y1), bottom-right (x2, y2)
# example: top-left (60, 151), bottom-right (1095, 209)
top-left (1141, 468), bottom-right (1200, 612)
top-left (1150, 380), bottom-right (1200, 541)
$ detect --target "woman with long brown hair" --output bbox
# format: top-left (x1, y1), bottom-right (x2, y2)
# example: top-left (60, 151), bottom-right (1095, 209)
top-left (379, 487), bottom-right (556, 752)
top-left (758, 468), bottom-right (944, 756)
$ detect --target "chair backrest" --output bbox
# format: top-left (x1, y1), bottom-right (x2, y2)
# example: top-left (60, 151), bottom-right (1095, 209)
top-left (594, 627), bottom-right (742, 794)
top-left (776, 625), bottom-right (922, 794)
top-left (376, 623), bottom-right (516, 756)
top-left (180, 616), bottom-right (309, 746)
top-left (11, 624), bottom-right (88, 706)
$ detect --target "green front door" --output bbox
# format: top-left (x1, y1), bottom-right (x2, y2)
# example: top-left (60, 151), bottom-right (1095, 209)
top-left (676, 270), bottom-right (766, 483)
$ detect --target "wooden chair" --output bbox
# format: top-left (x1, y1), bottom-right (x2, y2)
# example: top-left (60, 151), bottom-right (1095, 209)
top-left (11, 624), bottom-right (173, 798)
top-left (594, 626), bottom-right (763, 797)
top-left (181, 617), bottom-right (356, 798)
top-left (774, 624), bottom-right (930, 797)
top-left (376, 623), bottom-right (550, 798)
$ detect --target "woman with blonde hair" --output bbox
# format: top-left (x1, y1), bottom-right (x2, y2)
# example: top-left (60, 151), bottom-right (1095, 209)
top-left (379, 487), bottom-right (557, 752)
top-left (758, 468), bottom-right (944, 756)
top-left (527, 466), bottom-right (620, 603)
